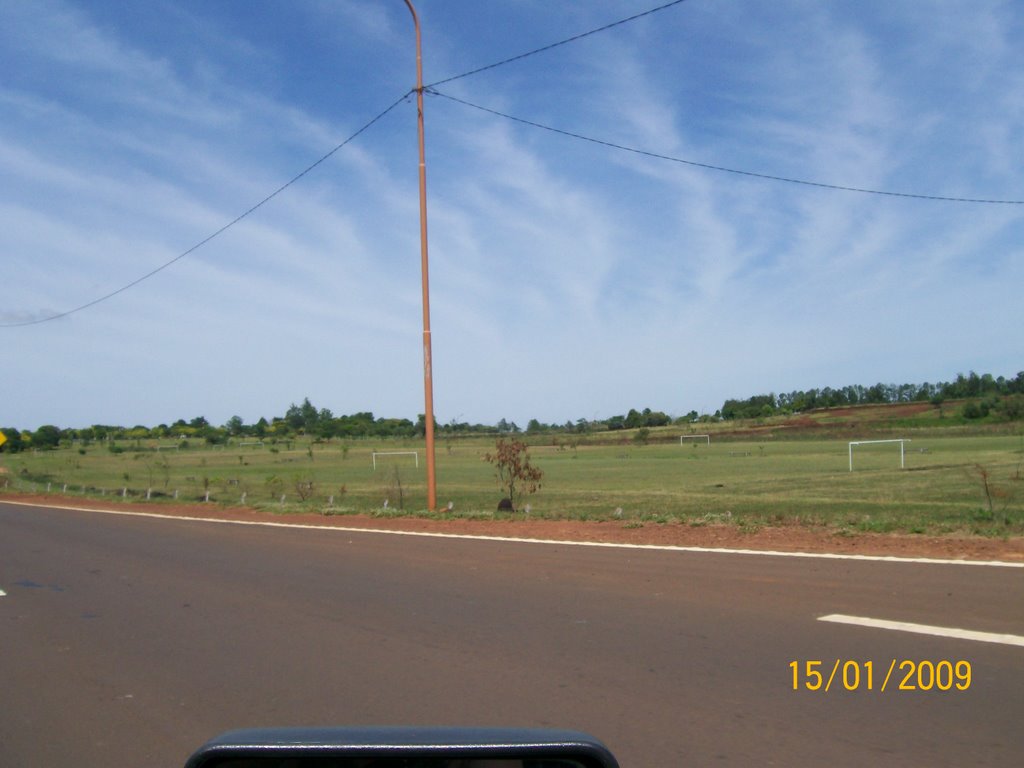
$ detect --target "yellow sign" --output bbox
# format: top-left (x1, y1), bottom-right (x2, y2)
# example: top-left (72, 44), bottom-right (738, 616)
top-left (0, 431), bottom-right (7, 448)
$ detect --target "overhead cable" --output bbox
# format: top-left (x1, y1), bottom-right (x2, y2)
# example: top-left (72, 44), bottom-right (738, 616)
top-left (426, 0), bottom-right (690, 88)
top-left (4, 1), bottom-right (693, 328)
top-left (429, 89), bottom-right (1024, 205)
top-left (2, 92), bottom-right (412, 328)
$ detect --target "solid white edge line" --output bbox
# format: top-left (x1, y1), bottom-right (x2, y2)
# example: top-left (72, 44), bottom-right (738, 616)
top-left (2, 498), bottom-right (1022, 568)
top-left (819, 614), bottom-right (1024, 647)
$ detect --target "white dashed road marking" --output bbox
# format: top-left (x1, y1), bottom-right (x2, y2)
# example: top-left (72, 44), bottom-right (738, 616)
top-left (819, 614), bottom-right (1024, 647)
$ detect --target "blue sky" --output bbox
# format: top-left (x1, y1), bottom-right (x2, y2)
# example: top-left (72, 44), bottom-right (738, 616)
top-left (2, 0), bottom-right (1022, 430)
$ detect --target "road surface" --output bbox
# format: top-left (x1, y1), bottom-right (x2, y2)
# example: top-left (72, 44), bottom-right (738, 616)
top-left (1, 501), bottom-right (1021, 767)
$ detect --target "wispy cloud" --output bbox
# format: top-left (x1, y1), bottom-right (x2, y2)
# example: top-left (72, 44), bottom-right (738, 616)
top-left (3, 1), bottom-right (1022, 428)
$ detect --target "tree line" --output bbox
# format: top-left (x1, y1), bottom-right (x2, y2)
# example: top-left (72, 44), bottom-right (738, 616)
top-left (3, 371), bottom-right (1021, 453)
top-left (720, 371), bottom-right (1024, 420)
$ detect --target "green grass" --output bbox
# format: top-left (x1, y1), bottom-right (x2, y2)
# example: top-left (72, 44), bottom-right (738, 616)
top-left (2, 432), bottom-right (1022, 537)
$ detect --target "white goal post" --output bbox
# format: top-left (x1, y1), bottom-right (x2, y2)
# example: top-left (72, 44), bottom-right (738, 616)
top-left (848, 439), bottom-right (910, 471)
top-left (680, 434), bottom-right (711, 446)
top-left (372, 451), bottom-right (419, 470)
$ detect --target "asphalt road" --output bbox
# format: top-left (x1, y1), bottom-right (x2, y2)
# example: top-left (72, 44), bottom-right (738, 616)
top-left (1, 501), bottom-right (1022, 767)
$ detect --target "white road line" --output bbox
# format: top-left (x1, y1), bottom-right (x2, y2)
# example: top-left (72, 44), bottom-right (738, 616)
top-left (819, 614), bottom-right (1024, 647)
top-left (2, 498), bottom-right (1023, 568)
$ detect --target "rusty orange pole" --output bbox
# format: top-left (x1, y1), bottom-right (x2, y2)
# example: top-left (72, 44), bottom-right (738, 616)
top-left (404, 0), bottom-right (437, 512)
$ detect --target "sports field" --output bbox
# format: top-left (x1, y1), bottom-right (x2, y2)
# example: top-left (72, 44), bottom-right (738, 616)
top-left (2, 432), bottom-right (1021, 536)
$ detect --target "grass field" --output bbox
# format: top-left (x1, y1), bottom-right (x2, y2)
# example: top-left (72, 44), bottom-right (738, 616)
top-left (3, 429), bottom-right (1022, 537)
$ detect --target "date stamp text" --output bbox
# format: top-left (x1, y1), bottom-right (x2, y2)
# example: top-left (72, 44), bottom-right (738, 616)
top-left (790, 660), bottom-right (972, 692)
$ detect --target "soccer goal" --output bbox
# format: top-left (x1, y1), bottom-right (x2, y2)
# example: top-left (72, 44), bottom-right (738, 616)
top-left (372, 451), bottom-right (419, 470)
top-left (680, 434), bottom-right (711, 446)
top-left (848, 439), bottom-right (910, 471)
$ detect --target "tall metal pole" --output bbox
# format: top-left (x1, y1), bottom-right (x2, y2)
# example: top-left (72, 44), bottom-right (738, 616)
top-left (404, 0), bottom-right (437, 512)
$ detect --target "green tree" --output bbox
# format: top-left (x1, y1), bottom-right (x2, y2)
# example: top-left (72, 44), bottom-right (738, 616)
top-left (996, 394), bottom-right (1023, 421)
top-left (643, 409), bottom-right (671, 427)
top-left (721, 394), bottom-right (777, 420)
top-left (284, 402), bottom-right (305, 431)
top-left (962, 400), bottom-right (991, 419)
top-left (300, 398), bottom-right (319, 429)
top-left (31, 424), bottom-right (61, 449)
top-left (225, 415), bottom-right (245, 436)
top-left (624, 409), bottom-right (644, 429)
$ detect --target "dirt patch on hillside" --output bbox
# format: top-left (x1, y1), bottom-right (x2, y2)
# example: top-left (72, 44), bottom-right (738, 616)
top-left (819, 402), bottom-right (934, 420)
top-left (5, 493), bottom-right (1022, 563)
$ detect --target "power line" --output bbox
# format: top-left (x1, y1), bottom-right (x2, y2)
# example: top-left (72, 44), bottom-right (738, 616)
top-left (429, 89), bottom-right (1024, 205)
top-left (9, 0), bottom-right (1017, 330)
top-left (426, 0), bottom-right (690, 88)
top-left (4, 2), bottom-right (693, 329)
top-left (2, 92), bottom-right (412, 329)
top-left (424, 0), bottom-right (1021, 204)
